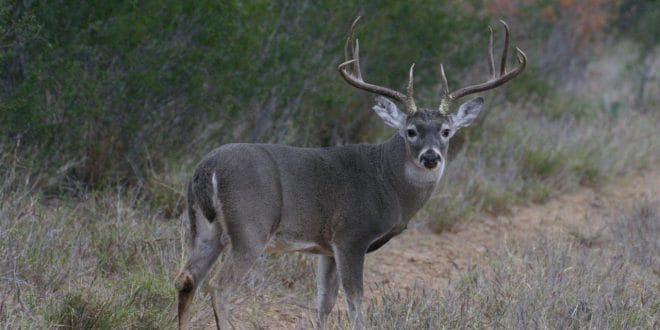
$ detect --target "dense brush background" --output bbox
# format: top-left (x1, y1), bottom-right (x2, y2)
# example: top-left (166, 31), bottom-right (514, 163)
top-left (1, 0), bottom-right (658, 328)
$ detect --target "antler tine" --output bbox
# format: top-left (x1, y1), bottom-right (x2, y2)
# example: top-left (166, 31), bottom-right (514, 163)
top-left (499, 20), bottom-right (509, 76)
top-left (406, 64), bottom-right (417, 112)
top-left (343, 17), bottom-right (362, 79)
top-left (438, 64), bottom-right (450, 114)
top-left (488, 26), bottom-right (495, 79)
top-left (341, 18), bottom-right (357, 78)
top-left (338, 17), bottom-right (416, 114)
top-left (440, 20), bottom-right (527, 103)
top-left (514, 46), bottom-right (527, 73)
top-left (439, 64), bottom-right (449, 96)
top-left (353, 39), bottom-right (362, 79)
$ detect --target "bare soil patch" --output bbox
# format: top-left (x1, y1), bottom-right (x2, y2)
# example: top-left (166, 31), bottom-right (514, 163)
top-left (365, 171), bottom-right (659, 295)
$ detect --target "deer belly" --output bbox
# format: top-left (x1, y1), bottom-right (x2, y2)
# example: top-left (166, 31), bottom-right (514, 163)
top-left (264, 235), bottom-right (332, 255)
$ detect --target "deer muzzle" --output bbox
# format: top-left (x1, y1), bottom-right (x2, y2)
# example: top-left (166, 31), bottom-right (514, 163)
top-left (420, 150), bottom-right (441, 169)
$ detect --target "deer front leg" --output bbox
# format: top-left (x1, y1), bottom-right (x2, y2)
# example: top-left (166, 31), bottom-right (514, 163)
top-left (316, 255), bottom-right (339, 329)
top-left (333, 244), bottom-right (366, 329)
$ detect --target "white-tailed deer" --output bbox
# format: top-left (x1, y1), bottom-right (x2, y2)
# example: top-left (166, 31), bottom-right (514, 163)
top-left (175, 17), bottom-right (526, 329)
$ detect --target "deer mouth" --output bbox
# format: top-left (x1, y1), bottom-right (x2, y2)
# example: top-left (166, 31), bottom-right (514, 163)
top-left (422, 159), bottom-right (439, 169)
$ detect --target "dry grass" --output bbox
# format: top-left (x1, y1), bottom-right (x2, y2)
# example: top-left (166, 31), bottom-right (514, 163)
top-left (0, 157), bottom-right (179, 328)
top-left (0, 154), bottom-right (316, 328)
top-left (426, 98), bottom-right (658, 230)
top-left (331, 200), bottom-right (659, 329)
top-left (2, 150), bottom-right (657, 329)
top-left (1, 102), bottom-right (658, 328)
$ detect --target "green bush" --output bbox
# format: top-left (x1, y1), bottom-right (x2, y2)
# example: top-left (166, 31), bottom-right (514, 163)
top-left (0, 1), bottom-right (487, 188)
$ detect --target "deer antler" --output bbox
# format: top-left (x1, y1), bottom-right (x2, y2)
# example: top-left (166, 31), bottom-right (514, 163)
top-left (338, 16), bottom-right (418, 114)
top-left (438, 20), bottom-right (527, 114)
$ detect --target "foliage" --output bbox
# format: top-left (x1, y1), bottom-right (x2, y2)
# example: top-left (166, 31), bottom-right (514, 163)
top-left (613, 0), bottom-right (659, 54)
top-left (0, 0), bottom-right (487, 188)
top-left (611, 0), bottom-right (659, 109)
top-left (486, 0), bottom-right (614, 84)
top-left (1, 0), bottom-right (651, 202)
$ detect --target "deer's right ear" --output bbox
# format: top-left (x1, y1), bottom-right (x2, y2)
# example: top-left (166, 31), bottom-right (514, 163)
top-left (373, 96), bottom-right (407, 129)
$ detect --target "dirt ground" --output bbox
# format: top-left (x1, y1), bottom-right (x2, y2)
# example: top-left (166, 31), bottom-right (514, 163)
top-left (219, 170), bottom-right (660, 328)
top-left (364, 171), bottom-right (660, 296)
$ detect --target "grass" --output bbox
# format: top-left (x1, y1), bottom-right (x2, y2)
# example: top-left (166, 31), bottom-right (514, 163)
top-left (0, 157), bottom-right (316, 328)
top-left (427, 96), bottom-right (658, 230)
top-left (331, 200), bottom-right (659, 329)
top-left (1, 96), bottom-right (657, 328)
top-left (2, 144), bottom-right (657, 328)
top-left (0, 158), bottom-right (180, 328)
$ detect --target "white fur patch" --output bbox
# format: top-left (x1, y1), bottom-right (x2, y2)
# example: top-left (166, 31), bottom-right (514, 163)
top-left (404, 157), bottom-right (445, 187)
top-left (211, 172), bottom-right (219, 208)
top-left (264, 235), bottom-right (331, 255)
top-left (209, 172), bottom-right (229, 247)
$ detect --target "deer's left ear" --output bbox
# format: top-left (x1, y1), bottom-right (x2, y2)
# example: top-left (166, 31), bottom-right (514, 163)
top-left (373, 96), bottom-right (407, 129)
top-left (450, 97), bottom-right (484, 129)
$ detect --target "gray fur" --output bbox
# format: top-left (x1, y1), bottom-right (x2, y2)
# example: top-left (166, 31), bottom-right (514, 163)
top-left (175, 97), bottom-right (485, 329)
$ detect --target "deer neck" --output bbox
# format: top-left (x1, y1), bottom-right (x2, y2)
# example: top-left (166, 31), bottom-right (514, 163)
top-left (377, 135), bottom-right (439, 221)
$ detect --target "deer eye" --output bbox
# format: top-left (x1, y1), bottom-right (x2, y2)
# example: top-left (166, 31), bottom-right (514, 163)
top-left (441, 128), bottom-right (450, 138)
top-left (406, 129), bottom-right (417, 138)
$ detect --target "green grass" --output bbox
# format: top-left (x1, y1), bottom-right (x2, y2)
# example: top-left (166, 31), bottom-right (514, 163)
top-left (42, 268), bottom-right (175, 329)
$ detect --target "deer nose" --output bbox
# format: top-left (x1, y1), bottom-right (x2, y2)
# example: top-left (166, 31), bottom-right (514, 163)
top-left (420, 150), bottom-right (441, 169)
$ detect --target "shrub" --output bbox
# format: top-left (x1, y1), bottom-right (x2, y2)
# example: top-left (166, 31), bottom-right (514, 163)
top-left (0, 1), bottom-right (487, 188)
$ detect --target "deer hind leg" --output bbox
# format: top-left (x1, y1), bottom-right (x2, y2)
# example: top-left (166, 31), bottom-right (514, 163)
top-left (175, 216), bottom-right (226, 330)
top-left (316, 255), bottom-right (339, 329)
top-left (209, 215), bottom-right (270, 329)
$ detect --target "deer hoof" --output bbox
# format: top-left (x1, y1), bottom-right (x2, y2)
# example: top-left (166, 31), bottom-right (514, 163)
top-left (175, 271), bottom-right (194, 292)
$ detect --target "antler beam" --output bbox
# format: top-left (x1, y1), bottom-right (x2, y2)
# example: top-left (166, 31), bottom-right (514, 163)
top-left (438, 20), bottom-right (527, 114)
top-left (338, 17), bottom-right (418, 114)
